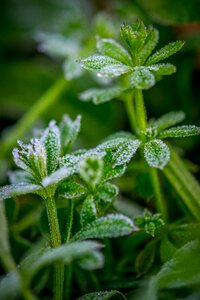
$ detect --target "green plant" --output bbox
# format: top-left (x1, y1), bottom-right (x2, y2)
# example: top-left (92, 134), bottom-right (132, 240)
top-left (0, 16), bottom-right (200, 300)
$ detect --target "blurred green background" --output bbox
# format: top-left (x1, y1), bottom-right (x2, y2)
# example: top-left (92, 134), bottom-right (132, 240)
top-left (0, 0), bottom-right (200, 179)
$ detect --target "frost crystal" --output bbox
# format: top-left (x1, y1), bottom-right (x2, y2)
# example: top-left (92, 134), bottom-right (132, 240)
top-left (130, 67), bottom-right (155, 90)
top-left (144, 139), bottom-right (170, 169)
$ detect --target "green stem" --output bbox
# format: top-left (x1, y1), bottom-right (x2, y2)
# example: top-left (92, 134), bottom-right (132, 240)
top-left (163, 149), bottom-right (200, 221)
top-left (134, 89), bottom-right (147, 134)
top-left (44, 196), bottom-right (63, 300)
top-left (123, 93), bottom-right (137, 133)
top-left (149, 167), bottom-right (167, 221)
top-left (65, 199), bottom-right (74, 243)
top-left (0, 76), bottom-right (67, 158)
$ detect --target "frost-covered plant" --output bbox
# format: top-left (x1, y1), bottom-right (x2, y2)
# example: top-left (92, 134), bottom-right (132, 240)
top-left (0, 115), bottom-right (136, 300)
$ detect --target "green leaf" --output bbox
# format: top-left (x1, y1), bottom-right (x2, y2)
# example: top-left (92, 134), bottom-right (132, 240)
top-left (130, 67), bottom-right (155, 90)
top-left (42, 121), bottom-right (60, 174)
top-left (96, 183), bottom-right (118, 204)
top-left (148, 63), bottom-right (176, 75)
top-left (152, 111), bottom-right (185, 132)
top-left (59, 114), bottom-right (81, 154)
top-left (79, 86), bottom-right (127, 104)
top-left (79, 155), bottom-right (104, 189)
top-left (144, 139), bottom-right (170, 169)
top-left (140, 27), bottom-right (159, 64)
top-left (58, 180), bottom-right (86, 199)
top-left (135, 241), bottom-right (156, 275)
top-left (8, 170), bottom-right (35, 184)
top-left (78, 250), bottom-right (104, 270)
top-left (73, 214), bottom-right (135, 241)
top-left (97, 38), bottom-right (132, 65)
top-left (0, 272), bottom-right (21, 300)
top-left (79, 55), bottom-right (132, 77)
top-left (157, 241), bottom-right (200, 289)
top-left (77, 290), bottom-right (127, 300)
top-left (63, 58), bottom-right (83, 80)
top-left (80, 195), bottom-right (97, 228)
top-left (42, 166), bottom-right (75, 187)
top-left (97, 138), bottom-right (141, 167)
top-left (160, 236), bottom-right (176, 263)
top-left (135, 210), bottom-right (165, 237)
top-left (169, 223), bottom-right (200, 247)
top-left (146, 40), bottom-right (185, 66)
top-left (0, 183), bottom-right (43, 200)
top-left (158, 125), bottom-right (200, 139)
top-left (102, 165), bottom-right (126, 182)
top-left (22, 241), bottom-right (102, 280)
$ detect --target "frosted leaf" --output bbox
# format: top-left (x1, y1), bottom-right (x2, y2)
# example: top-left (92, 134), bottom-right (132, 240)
top-left (97, 64), bottom-right (132, 77)
top-left (8, 170), bottom-right (35, 184)
top-left (140, 26), bottom-right (159, 64)
top-left (97, 38), bottom-right (132, 66)
top-left (146, 40), bottom-right (185, 66)
top-left (102, 165), bottom-right (126, 182)
top-left (96, 183), bottom-right (118, 204)
top-left (78, 250), bottom-right (104, 270)
top-left (153, 111), bottom-right (185, 132)
top-left (144, 139), bottom-right (170, 169)
top-left (13, 141), bottom-right (32, 173)
top-left (97, 138), bottom-right (141, 167)
top-left (58, 180), bottom-right (86, 199)
top-left (79, 156), bottom-right (104, 189)
top-left (42, 167), bottom-right (75, 187)
top-left (147, 63), bottom-right (176, 75)
top-left (0, 183), bottom-right (43, 200)
top-left (59, 114), bottom-right (81, 153)
top-left (37, 33), bottom-right (80, 59)
top-left (103, 131), bottom-right (136, 141)
top-left (42, 121), bottom-right (60, 175)
top-left (130, 67), bottom-right (155, 90)
top-left (77, 290), bottom-right (126, 300)
top-left (158, 125), bottom-right (200, 139)
top-left (73, 214), bottom-right (136, 241)
top-left (80, 195), bottom-right (97, 228)
top-left (63, 58), bottom-right (83, 80)
top-left (79, 55), bottom-right (125, 73)
top-left (79, 86), bottom-right (126, 104)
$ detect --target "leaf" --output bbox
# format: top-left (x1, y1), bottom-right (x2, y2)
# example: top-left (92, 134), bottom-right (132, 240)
top-left (135, 241), bottom-right (156, 275)
top-left (160, 236), bottom-right (176, 263)
top-left (96, 183), bottom-right (118, 204)
top-left (97, 38), bottom-right (132, 65)
top-left (135, 210), bottom-right (165, 237)
top-left (0, 183), bottom-right (43, 200)
top-left (63, 58), bottom-right (83, 80)
top-left (42, 121), bottom-right (61, 174)
top-left (146, 40), bottom-right (185, 66)
top-left (0, 272), bottom-right (21, 300)
top-left (59, 114), bottom-right (81, 154)
top-left (78, 250), bottom-right (104, 270)
top-left (102, 165), bottom-right (126, 182)
top-left (79, 86), bottom-right (127, 104)
top-left (140, 27), bottom-right (159, 64)
top-left (8, 170), bottom-right (35, 184)
top-left (73, 214), bottom-right (135, 241)
top-left (77, 290), bottom-right (127, 300)
top-left (22, 241), bottom-right (102, 280)
top-left (58, 180), bottom-right (86, 199)
top-left (130, 67), bottom-right (155, 90)
top-left (157, 240), bottom-right (200, 289)
top-left (79, 55), bottom-right (131, 77)
top-left (79, 155), bottom-right (104, 189)
top-left (152, 111), bottom-right (185, 132)
top-left (144, 139), bottom-right (170, 169)
top-left (147, 63), bottom-right (176, 75)
top-left (169, 223), bottom-right (200, 247)
top-left (42, 167), bottom-right (75, 187)
top-left (97, 138), bottom-right (141, 167)
top-left (80, 195), bottom-right (97, 228)
top-left (158, 125), bottom-right (200, 139)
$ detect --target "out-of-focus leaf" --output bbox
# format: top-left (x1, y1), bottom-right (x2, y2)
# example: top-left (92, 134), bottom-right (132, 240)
top-left (158, 125), bottom-right (200, 139)
top-left (130, 67), bottom-right (155, 90)
top-left (153, 111), bottom-right (185, 132)
top-left (144, 139), bottom-right (170, 169)
top-left (80, 195), bottom-right (97, 228)
top-left (77, 250), bottom-right (104, 270)
top-left (135, 240), bottom-right (156, 275)
top-left (148, 63), bottom-right (176, 75)
top-left (0, 183), bottom-right (43, 200)
top-left (77, 290), bottom-right (127, 299)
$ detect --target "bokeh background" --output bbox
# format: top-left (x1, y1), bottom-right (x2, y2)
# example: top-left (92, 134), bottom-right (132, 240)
top-left (0, 0), bottom-right (200, 182)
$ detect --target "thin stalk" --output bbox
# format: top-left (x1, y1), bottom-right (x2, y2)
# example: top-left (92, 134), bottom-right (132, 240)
top-left (123, 93), bottom-right (137, 133)
top-left (65, 264), bottom-right (72, 300)
top-left (0, 76), bottom-right (67, 158)
top-left (149, 167), bottom-right (167, 221)
top-left (65, 199), bottom-right (74, 243)
top-left (44, 196), bottom-right (63, 300)
top-left (134, 89), bottom-right (147, 134)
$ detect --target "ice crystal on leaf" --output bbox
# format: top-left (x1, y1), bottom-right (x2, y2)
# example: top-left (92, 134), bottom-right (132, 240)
top-left (144, 139), bottom-right (170, 169)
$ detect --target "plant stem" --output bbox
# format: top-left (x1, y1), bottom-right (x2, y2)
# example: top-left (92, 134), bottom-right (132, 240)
top-left (149, 167), bottom-right (167, 221)
top-left (123, 93), bottom-right (137, 133)
top-left (0, 76), bottom-right (67, 158)
top-left (44, 196), bottom-right (63, 300)
top-left (163, 148), bottom-right (200, 221)
top-left (134, 89), bottom-right (147, 134)
top-left (65, 199), bottom-right (74, 243)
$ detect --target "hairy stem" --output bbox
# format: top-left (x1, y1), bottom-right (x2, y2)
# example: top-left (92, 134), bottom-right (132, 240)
top-left (45, 196), bottom-right (63, 300)
top-left (123, 93), bottom-right (137, 133)
top-left (163, 148), bottom-right (200, 221)
top-left (134, 89), bottom-right (147, 134)
top-left (0, 76), bottom-right (67, 158)
top-left (149, 167), bottom-right (167, 221)
top-left (65, 199), bottom-right (74, 243)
